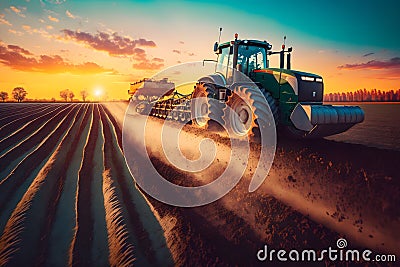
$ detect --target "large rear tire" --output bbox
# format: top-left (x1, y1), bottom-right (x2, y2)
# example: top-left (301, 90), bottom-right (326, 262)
top-left (191, 82), bottom-right (224, 127)
top-left (223, 85), bottom-right (278, 137)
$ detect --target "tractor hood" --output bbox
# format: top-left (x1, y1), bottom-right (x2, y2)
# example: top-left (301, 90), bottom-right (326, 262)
top-left (291, 70), bottom-right (324, 103)
top-left (253, 68), bottom-right (324, 103)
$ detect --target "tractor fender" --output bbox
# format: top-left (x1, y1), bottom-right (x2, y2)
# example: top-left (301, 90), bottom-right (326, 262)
top-left (198, 73), bottom-right (226, 87)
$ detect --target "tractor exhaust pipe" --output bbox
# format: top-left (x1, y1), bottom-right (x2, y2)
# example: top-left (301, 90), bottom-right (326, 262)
top-left (287, 53), bottom-right (291, 70)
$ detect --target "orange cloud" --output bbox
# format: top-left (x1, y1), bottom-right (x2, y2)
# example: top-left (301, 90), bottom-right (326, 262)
top-left (61, 29), bottom-right (156, 56)
top-left (48, 15), bottom-right (59, 22)
top-left (60, 29), bottom-right (164, 70)
top-left (21, 25), bottom-right (53, 39)
top-left (66, 10), bottom-right (75, 19)
top-left (8, 29), bottom-right (24, 36)
top-left (7, 44), bottom-right (32, 55)
top-left (22, 25), bottom-right (31, 31)
top-left (172, 49), bottom-right (181, 54)
top-left (10, 6), bottom-right (21, 13)
top-left (0, 14), bottom-right (12, 26)
top-left (132, 57), bottom-right (164, 70)
top-left (152, 57), bottom-right (164, 62)
top-left (10, 6), bottom-right (26, 18)
top-left (0, 43), bottom-right (114, 74)
top-left (338, 57), bottom-right (400, 70)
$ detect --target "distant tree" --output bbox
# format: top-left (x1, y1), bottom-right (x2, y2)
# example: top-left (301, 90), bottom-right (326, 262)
top-left (80, 89), bottom-right (89, 102)
top-left (0, 91), bottom-right (8, 102)
top-left (68, 91), bottom-right (75, 102)
top-left (51, 97), bottom-right (56, 102)
top-left (60, 89), bottom-right (70, 102)
top-left (12, 87), bottom-right (27, 102)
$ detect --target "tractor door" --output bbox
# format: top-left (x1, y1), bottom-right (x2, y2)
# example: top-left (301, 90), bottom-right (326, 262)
top-left (216, 46), bottom-right (234, 84)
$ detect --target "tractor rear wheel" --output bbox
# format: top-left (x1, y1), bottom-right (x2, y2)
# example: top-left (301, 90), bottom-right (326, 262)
top-left (191, 82), bottom-right (224, 127)
top-left (223, 85), bottom-right (278, 137)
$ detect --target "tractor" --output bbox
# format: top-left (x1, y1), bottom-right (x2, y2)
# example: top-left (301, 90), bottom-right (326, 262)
top-left (190, 31), bottom-right (364, 138)
top-left (134, 31), bottom-right (364, 138)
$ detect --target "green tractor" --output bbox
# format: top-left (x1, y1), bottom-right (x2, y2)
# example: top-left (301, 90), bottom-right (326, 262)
top-left (191, 32), bottom-right (364, 138)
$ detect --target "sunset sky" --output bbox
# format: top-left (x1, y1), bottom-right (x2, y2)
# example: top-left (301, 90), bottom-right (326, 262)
top-left (0, 0), bottom-right (399, 100)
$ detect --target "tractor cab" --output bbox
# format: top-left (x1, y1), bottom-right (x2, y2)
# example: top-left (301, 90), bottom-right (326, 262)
top-left (214, 37), bottom-right (272, 83)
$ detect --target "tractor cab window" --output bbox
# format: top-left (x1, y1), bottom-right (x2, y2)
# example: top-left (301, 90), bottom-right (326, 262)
top-left (216, 45), bottom-right (234, 82)
top-left (237, 45), bottom-right (266, 75)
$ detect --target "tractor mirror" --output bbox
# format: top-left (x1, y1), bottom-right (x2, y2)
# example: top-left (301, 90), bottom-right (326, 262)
top-left (213, 42), bottom-right (218, 52)
top-left (288, 47), bottom-right (293, 52)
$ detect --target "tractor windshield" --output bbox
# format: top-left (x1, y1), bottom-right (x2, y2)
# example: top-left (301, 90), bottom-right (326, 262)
top-left (216, 44), bottom-right (267, 79)
top-left (237, 45), bottom-right (267, 75)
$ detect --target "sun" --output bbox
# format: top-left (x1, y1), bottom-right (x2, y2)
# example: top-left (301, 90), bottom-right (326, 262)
top-left (94, 87), bottom-right (103, 98)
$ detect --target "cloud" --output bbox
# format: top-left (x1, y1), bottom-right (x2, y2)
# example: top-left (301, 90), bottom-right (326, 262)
top-left (8, 29), bottom-right (24, 36)
top-left (40, 0), bottom-right (66, 6)
top-left (60, 29), bottom-right (163, 70)
top-left (363, 52), bottom-right (375, 57)
top-left (0, 43), bottom-right (114, 74)
top-left (61, 29), bottom-right (156, 57)
top-left (187, 52), bottom-right (195, 56)
top-left (21, 25), bottom-right (54, 39)
top-left (132, 58), bottom-right (164, 70)
top-left (22, 25), bottom-right (31, 31)
top-left (130, 51), bottom-right (164, 70)
top-left (48, 15), bottom-right (59, 22)
top-left (338, 57), bottom-right (400, 70)
top-left (172, 49), bottom-right (181, 54)
top-left (7, 44), bottom-right (32, 55)
top-left (179, 41), bottom-right (184, 44)
top-left (0, 14), bottom-right (12, 26)
top-left (66, 10), bottom-right (75, 19)
top-left (10, 6), bottom-right (21, 13)
top-left (10, 6), bottom-right (26, 18)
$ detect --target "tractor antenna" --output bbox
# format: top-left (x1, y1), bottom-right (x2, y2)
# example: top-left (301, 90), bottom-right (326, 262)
top-left (218, 27), bottom-right (222, 43)
top-left (282, 35), bottom-right (287, 50)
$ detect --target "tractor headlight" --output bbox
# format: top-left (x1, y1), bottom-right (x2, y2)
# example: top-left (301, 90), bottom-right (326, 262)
top-left (301, 76), bottom-right (315, 82)
top-left (316, 78), bottom-right (323, 82)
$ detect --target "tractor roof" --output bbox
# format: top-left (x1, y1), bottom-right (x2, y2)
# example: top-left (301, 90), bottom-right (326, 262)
top-left (219, 39), bottom-right (272, 49)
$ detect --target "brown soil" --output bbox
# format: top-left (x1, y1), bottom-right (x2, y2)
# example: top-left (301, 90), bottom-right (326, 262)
top-left (108, 101), bottom-right (399, 266)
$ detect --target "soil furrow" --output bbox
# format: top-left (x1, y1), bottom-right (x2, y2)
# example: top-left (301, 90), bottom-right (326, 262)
top-left (100, 105), bottom-right (163, 266)
top-left (34, 104), bottom-right (90, 266)
top-left (0, 104), bottom-right (72, 170)
top-left (0, 105), bottom-right (79, 216)
top-left (100, 104), bottom-right (174, 266)
top-left (0, 104), bottom-right (65, 147)
top-left (69, 104), bottom-right (100, 266)
top-left (0, 104), bottom-right (54, 135)
top-left (0, 104), bottom-right (48, 125)
top-left (0, 104), bottom-right (83, 266)
top-left (45, 104), bottom-right (94, 266)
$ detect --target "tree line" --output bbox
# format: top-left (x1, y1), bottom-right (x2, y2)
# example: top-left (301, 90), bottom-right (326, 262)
top-left (0, 87), bottom-right (90, 102)
top-left (0, 87), bottom-right (27, 102)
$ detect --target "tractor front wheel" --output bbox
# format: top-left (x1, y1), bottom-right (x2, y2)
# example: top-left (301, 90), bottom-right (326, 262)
top-left (223, 86), bottom-right (278, 137)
